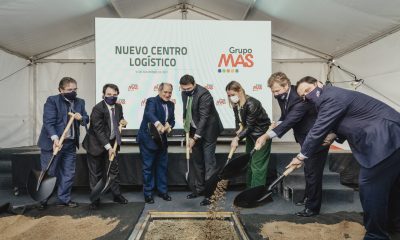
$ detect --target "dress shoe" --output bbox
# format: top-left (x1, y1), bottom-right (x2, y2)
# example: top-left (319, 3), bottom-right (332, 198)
top-left (200, 198), bottom-right (211, 206)
top-left (295, 208), bottom-right (318, 217)
top-left (295, 197), bottom-right (307, 206)
top-left (158, 193), bottom-right (172, 201)
top-left (186, 193), bottom-right (198, 199)
top-left (113, 195), bottom-right (128, 204)
top-left (56, 201), bottom-right (79, 208)
top-left (89, 200), bottom-right (100, 210)
top-left (144, 196), bottom-right (154, 204)
top-left (38, 201), bottom-right (47, 210)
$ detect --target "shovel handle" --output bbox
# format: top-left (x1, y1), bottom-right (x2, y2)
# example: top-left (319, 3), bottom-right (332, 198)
top-left (109, 124), bottom-right (123, 161)
top-left (185, 132), bottom-right (190, 160)
top-left (53, 112), bottom-right (75, 155)
top-left (227, 145), bottom-right (237, 160)
top-left (282, 165), bottom-right (298, 176)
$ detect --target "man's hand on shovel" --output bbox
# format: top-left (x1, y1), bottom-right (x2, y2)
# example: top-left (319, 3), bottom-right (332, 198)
top-left (286, 155), bottom-right (304, 169)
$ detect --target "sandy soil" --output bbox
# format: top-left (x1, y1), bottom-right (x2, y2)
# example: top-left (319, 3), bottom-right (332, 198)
top-left (144, 219), bottom-right (240, 240)
top-left (0, 214), bottom-right (119, 240)
top-left (260, 220), bottom-right (366, 240)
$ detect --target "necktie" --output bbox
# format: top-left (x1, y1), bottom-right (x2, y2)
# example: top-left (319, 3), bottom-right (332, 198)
top-left (111, 108), bottom-right (122, 145)
top-left (163, 104), bottom-right (168, 121)
top-left (184, 96), bottom-right (193, 133)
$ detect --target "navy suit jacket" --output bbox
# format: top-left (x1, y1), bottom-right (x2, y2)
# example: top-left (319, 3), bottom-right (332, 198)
top-left (137, 96), bottom-right (175, 150)
top-left (273, 85), bottom-right (318, 145)
top-left (38, 94), bottom-right (89, 151)
top-left (301, 86), bottom-right (400, 168)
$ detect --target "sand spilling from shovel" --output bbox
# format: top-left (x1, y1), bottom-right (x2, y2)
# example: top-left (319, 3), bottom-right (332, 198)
top-left (261, 220), bottom-right (365, 240)
top-left (0, 214), bottom-right (119, 240)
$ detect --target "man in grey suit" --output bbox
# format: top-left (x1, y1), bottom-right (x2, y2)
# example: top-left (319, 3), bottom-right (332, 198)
top-left (287, 76), bottom-right (400, 240)
top-left (180, 74), bottom-right (224, 206)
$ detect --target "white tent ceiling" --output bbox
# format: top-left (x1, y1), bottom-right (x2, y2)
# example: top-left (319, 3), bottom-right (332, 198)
top-left (1, 0), bottom-right (400, 60)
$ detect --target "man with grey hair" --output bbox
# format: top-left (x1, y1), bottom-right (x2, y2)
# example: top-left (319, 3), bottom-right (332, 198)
top-left (137, 83), bottom-right (175, 204)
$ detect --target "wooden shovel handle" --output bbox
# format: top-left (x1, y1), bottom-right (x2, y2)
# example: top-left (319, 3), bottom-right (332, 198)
top-left (227, 145), bottom-right (237, 160)
top-left (53, 112), bottom-right (75, 155)
top-left (185, 132), bottom-right (190, 160)
top-left (109, 124), bottom-right (123, 161)
top-left (282, 165), bottom-right (298, 176)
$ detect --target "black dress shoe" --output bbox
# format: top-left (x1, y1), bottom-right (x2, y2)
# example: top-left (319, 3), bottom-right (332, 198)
top-left (56, 201), bottom-right (79, 208)
top-left (186, 193), bottom-right (198, 199)
top-left (295, 208), bottom-right (318, 217)
top-left (295, 197), bottom-right (307, 206)
top-left (158, 193), bottom-right (172, 201)
top-left (144, 196), bottom-right (154, 204)
top-left (89, 200), bottom-right (100, 210)
top-left (200, 198), bottom-right (211, 206)
top-left (113, 195), bottom-right (128, 204)
top-left (38, 202), bottom-right (48, 210)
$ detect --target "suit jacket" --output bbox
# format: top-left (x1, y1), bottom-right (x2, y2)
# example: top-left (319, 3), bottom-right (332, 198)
top-left (273, 85), bottom-right (318, 145)
top-left (301, 86), bottom-right (400, 168)
top-left (37, 94), bottom-right (89, 151)
top-left (137, 96), bottom-right (175, 150)
top-left (82, 101), bottom-right (124, 156)
top-left (234, 96), bottom-right (271, 141)
top-left (181, 85), bottom-right (224, 142)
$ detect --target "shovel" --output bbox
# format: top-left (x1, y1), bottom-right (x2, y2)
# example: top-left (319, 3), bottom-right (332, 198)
top-left (90, 124), bottom-right (123, 202)
top-left (203, 146), bottom-right (237, 198)
top-left (233, 165), bottom-right (298, 208)
top-left (27, 112), bottom-right (75, 202)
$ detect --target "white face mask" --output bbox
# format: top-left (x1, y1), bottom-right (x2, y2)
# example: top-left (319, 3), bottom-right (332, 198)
top-left (230, 95), bottom-right (240, 104)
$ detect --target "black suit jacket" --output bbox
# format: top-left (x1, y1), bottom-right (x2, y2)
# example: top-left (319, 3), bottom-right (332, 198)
top-left (273, 85), bottom-right (318, 145)
top-left (83, 101), bottom-right (124, 156)
top-left (182, 85), bottom-right (224, 142)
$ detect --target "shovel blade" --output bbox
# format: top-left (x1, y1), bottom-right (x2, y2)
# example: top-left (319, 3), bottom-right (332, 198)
top-left (90, 178), bottom-right (107, 202)
top-left (233, 186), bottom-right (272, 208)
top-left (27, 170), bottom-right (56, 202)
top-left (220, 153), bottom-right (250, 179)
top-left (203, 173), bottom-right (222, 198)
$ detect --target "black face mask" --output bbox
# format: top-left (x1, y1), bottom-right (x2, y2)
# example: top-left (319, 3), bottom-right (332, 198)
top-left (274, 92), bottom-right (288, 101)
top-left (305, 86), bottom-right (322, 104)
top-left (104, 96), bottom-right (118, 105)
top-left (184, 89), bottom-right (195, 97)
top-left (63, 91), bottom-right (77, 101)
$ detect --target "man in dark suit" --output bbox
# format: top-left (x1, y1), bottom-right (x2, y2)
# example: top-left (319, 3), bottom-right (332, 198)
top-left (137, 83), bottom-right (175, 204)
top-left (287, 76), bottom-right (400, 240)
top-left (256, 72), bottom-right (332, 217)
top-left (37, 77), bottom-right (89, 208)
top-left (180, 74), bottom-right (224, 206)
top-left (83, 84), bottom-right (128, 210)
top-left (256, 72), bottom-right (333, 217)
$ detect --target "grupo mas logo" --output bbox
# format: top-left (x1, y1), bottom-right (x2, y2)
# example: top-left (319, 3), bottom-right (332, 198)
top-left (216, 98), bottom-right (226, 105)
top-left (128, 84), bottom-right (139, 91)
top-left (218, 47), bottom-right (254, 73)
top-left (204, 84), bottom-right (214, 90)
top-left (253, 84), bottom-right (262, 91)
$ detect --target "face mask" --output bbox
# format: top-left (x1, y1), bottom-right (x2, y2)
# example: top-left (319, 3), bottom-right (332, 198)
top-left (104, 96), bottom-right (118, 105)
top-left (184, 89), bottom-right (194, 97)
top-left (230, 95), bottom-right (240, 104)
top-left (305, 86), bottom-right (322, 104)
top-left (274, 92), bottom-right (287, 101)
top-left (63, 91), bottom-right (77, 101)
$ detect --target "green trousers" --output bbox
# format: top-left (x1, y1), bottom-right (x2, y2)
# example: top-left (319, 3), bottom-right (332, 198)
top-left (245, 137), bottom-right (272, 188)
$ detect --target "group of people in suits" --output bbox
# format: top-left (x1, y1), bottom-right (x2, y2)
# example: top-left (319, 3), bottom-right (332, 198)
top-left (38, 72), bottom-right (399, 239)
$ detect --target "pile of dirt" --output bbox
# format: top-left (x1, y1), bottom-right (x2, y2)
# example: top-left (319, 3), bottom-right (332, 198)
top-left (0, 214), bottom-right (119, 240)
top-left (260, 220), bottom-right (365, 240)
top-left (144, 219), bottom-right (239, 240)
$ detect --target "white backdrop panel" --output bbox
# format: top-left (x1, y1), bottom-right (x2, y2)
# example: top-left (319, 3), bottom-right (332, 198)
top-left (95, 18), bottom-right (272, 130)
